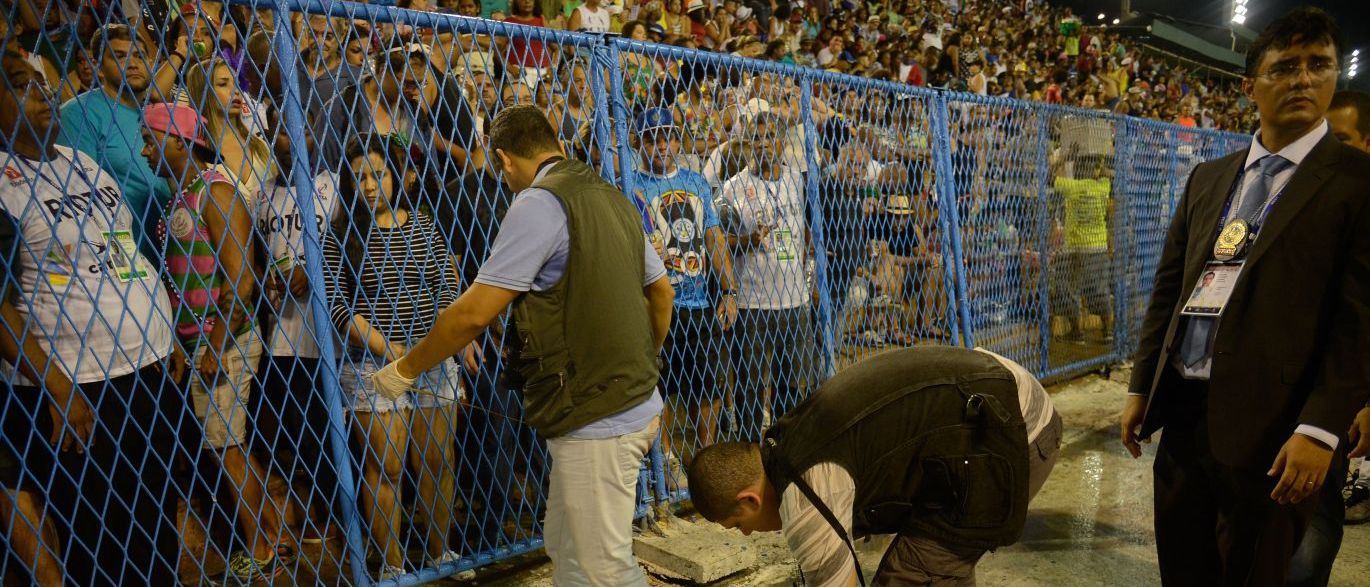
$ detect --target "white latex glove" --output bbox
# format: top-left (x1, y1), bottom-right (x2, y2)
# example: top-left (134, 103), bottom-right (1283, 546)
top-left (371, 361), bottom-right (417, 401)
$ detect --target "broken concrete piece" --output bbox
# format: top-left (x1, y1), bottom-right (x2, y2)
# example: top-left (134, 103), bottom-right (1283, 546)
top-left (635, 516), bottom-right (756, 584)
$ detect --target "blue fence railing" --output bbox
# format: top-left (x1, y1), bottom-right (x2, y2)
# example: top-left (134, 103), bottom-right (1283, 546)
top-left (0, 1), bottom-right (1250, 585)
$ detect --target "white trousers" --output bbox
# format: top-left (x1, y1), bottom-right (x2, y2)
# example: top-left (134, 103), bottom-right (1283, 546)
top-left (544, 417), bottom-right (659, 587)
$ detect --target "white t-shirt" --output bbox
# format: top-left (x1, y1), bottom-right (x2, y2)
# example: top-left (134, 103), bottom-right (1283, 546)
top-left (778, 349), bottom-right (1055, 586)
top-left (718, 166), bottom-right (810, 310)
top-left (257, 172), bottom-right (341, 358)
top-left (0, 147), bottom-right (174, 384)
top-left (922, 31), bottom-right (943, 51)
top-left (817, 47), bottom-right (838, 66)
top-left (575, 5), bottom-right (611, 32)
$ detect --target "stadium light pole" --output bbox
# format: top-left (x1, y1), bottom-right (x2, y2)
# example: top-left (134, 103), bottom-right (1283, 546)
top-left (1349, 49), bottom-right (1360, 81)
top-left (1231, 0), bottom-right (1248, 25)
top-left (1230, 0), bottom-right (1248, 51)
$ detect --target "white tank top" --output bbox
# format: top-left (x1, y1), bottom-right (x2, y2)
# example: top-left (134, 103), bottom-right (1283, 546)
top-left (0, 147), bottom-right (174, 384)
top-left (576, 5), bottom-right (611, 33)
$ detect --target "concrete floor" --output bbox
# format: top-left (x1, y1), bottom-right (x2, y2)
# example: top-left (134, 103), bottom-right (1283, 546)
top-left (451, 370), bottom-right (1370, 586)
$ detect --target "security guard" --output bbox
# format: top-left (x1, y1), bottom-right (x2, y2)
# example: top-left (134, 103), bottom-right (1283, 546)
top-left (373, 105), bottom-right (675, 586)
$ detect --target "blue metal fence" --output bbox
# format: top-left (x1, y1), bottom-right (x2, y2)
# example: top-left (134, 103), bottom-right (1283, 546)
top-left (0, 1), bottom-right (1250, 585)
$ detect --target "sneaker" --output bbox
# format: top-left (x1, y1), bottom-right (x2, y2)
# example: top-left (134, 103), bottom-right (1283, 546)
top-left (225, 549), bottom-right (287, 585)
top-left (432, 551), bottom-right (477, 580)
top-left (378, 564), bottom-right (407, 580)
top-left (1346, 483), bottom-right (1370, 525)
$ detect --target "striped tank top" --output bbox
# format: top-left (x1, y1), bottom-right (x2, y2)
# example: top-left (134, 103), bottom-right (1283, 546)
top-left (160, 169), bottom-right (240, 347)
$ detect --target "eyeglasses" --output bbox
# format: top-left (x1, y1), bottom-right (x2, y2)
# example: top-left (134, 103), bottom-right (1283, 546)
top-left (1258, 58), bottom-right (1338, 82)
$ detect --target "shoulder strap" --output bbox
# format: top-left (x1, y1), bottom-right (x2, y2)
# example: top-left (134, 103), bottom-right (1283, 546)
top-left (789, 472), bottom-right (867, 587)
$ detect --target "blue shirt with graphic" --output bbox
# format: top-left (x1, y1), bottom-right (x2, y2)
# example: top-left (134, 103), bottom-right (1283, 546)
top-left (629, 167), bottom-right (719, 310)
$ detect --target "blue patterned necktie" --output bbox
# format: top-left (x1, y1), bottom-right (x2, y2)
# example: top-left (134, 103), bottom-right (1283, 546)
top-left (1178, 154), bottom-right (1293, 369)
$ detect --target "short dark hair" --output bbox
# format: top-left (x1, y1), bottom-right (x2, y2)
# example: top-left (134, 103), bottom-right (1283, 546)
top-left (89, 24), bottom-right (137, 65)
top-left (1331, 91), bottom-right (1370, 137)
top-left (687, 443), bottom-right (763, 522)
top-left (488, 104), bottom-right (561, 158)
top-left (1244, 7), bottom-right (1344, 77)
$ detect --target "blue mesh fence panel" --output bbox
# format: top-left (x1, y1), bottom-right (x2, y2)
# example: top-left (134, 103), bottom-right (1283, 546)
top-left (0, 1), bottom-right (1252, 584)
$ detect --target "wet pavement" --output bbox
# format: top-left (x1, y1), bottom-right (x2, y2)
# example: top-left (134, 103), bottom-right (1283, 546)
top-left (448, 371), bottom-right (1370, 586)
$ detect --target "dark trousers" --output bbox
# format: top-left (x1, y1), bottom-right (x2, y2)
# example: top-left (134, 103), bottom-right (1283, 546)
top-left (1286, 452), bottom-right (1347, 587)
top-left (1153, 371), bottom-right (1317, 587)
top-left (732, 308), bottom-right (815, 442)
top-left (10, 363), bottom-right (183, 586)
top-left (251, 356), bottom-right (341, 526)
top-left (461, 353), bottom-right (546, 550)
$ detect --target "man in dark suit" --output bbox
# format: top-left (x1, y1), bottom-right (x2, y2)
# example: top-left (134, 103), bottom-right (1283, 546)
top-left (1120, 7), bottom-right (1370, 585)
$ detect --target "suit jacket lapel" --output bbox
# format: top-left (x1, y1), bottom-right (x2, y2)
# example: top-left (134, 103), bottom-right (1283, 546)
top-left (1185, 153), bottom-right (1245, 285)
top-left (1245, 134), bottom-right (1342, 268)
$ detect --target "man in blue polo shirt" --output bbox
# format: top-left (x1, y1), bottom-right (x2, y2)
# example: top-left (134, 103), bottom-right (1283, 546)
top-left (629, 108), bottom-right (737, 487)
top-left (56, 24), bottom-right (173, 258)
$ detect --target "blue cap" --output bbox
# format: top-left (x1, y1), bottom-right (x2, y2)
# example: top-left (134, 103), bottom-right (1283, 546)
top-left (635, 108), bottom-right (676, 134)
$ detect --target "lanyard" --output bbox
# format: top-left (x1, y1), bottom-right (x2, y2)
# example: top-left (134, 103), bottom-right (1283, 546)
top-left (1217, 162), bottom-right (1290, 235)
top-left (756, 169), bottom-right (788, 226)
top-left (12, 151), bottom-right (97, 195)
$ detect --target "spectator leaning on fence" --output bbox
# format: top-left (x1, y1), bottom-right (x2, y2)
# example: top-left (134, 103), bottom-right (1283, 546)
top-left (629, 107), bottom-right (736, 486)
top-left (718, 111), bottom-right (814, 442)
top-left (320, 135), bottom-right (474, 580)
top-left (372, 105), bottom-right (674, 586)
top-left (142, 102), bottom-right (293, 583)
top-left (0, 52), bottom-right (183, 586)
top-left (1120, 7), bottom-right (1370, 585)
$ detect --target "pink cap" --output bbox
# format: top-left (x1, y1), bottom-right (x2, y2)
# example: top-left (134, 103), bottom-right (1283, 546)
top-left (143, 103), bottom-right (210, 149)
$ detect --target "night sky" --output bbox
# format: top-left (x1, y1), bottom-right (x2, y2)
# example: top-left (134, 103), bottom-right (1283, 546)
top-left (1058, 0), bottom-right (1367, 88)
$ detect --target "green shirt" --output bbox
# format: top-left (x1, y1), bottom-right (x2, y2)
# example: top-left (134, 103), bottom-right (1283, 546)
top-left (1055, 177), bottom-right (1111, 251)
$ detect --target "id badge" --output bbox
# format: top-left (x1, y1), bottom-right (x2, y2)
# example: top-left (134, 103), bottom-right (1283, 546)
top-left (272, 254), bottom-right (294, 274)
top-left (1180, 262), bottom-right (1243, 316)
top-left (773, 228), bottom-right (796, 262)
top-left (103, 230), bottom-right (147, 282)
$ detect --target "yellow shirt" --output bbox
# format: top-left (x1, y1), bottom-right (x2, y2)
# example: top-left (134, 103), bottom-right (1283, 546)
top-left (1054, 177), bottom-right (1112, 251)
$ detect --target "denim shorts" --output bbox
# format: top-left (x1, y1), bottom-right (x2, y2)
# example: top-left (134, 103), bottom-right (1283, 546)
top-left (339, 348), bottom-right (463, 413)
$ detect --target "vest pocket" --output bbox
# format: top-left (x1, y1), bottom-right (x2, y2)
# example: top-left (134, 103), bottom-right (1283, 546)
top-left (521, 371), bottom-right (571, 429)
top-left (921, 453), bottom-right (1014, 529)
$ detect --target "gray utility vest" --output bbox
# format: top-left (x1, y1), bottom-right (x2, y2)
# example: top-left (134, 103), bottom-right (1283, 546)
top-left (762, 346), bottom-right (1030, 551)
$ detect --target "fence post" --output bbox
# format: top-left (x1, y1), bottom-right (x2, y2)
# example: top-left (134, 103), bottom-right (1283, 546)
top-left (599, 38), bottom-right (661, 510)
top-left (1031, 110), bottom-right (1053, 375)
top-left (800, 76), bottom-right (836, 377)
top-left (270, 2), bottom-right (371, 585)
top-left (1164, 128), bottom-right (1180, 214)
top-left (927, 95), bottom-right (974, 348)
top-left (1110, 118), bottom-right (1134, 359)
top-left (603, 40), bottom-right (638, 199)
top-left (588, 37), bottom-right (618, 185)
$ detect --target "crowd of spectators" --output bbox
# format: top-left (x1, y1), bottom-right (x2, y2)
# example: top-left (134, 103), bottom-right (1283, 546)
top-left (440, 0), bottom-right (1259, 131)
top-left (0, 0), bottom-right (1259, 584)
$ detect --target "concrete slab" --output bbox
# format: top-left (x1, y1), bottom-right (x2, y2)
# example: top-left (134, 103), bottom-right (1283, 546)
top-left (634, 517), bottom-right (757, 584)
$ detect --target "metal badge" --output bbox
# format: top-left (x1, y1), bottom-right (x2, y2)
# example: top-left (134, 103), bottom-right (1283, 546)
top-left (1213, 219), bottom-right (1250, 262)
